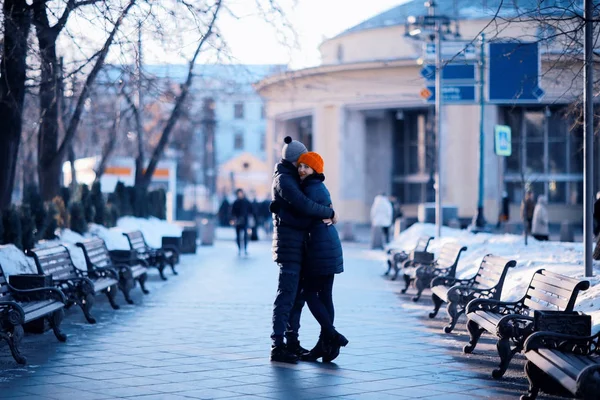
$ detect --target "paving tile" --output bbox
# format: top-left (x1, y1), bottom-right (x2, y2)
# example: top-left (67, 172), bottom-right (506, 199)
top-left (175, 388), bottom-right (240, 399)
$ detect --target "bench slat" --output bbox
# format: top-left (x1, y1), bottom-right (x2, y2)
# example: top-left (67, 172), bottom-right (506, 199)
top-left (526, 288), bottom-right (569, 310)
top-left (532, 275), bottom-right (579, 299)
top-left (523, 298), bottom-right (555, 311)
top-left (537, 348), bottom-right (596, 378)
top-left (526, 350), bottom-right (579, 395)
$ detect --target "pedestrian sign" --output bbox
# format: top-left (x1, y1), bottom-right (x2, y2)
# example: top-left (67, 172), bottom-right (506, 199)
top-left (494, 125), bottom-right (512, 156)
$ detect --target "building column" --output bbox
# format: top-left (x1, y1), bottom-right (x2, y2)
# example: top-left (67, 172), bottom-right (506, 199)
top-left (341, 109), bottom-right (368, 222)
top-left (313, 104), bottom-right (344, 216)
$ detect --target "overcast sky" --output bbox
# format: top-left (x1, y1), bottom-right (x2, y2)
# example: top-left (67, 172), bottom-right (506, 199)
top-left (159, 0), bottom-right (407, 69)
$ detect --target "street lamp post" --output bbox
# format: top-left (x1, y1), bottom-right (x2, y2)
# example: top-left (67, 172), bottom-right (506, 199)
top-left (406, 1), bottom-right (459, 238)
top-left (434, 16), bottom-right (443, 238)
top-left (583, 0), bottom-right (594, 277)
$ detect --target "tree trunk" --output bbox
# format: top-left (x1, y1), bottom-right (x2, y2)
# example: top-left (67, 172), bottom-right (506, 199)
top-left (35, 0), bottom-right (136, 201)
top-left (0, 0), bottom-right (31, 211)
top-left (33, 2), bottom-right (62, 201)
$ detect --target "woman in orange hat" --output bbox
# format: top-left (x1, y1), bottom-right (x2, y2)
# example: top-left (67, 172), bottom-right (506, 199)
top-left (295, 151), bottom-right (347, 362)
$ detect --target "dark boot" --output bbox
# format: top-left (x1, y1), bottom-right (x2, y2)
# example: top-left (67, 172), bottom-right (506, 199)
top-left (287, 340), bottom-right (310, 358)
top-left (270, 344), bottom-right (298, 364)
top-left (300, 337), bottom-right (328, 362)
top-left (322, 330), bottom-right (348, 363)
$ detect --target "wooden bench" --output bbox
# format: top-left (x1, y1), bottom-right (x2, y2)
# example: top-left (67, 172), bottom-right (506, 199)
top-left (28, 245), bottom-right (120, 324)
top-left (464, 269), bottom-right (590, 379)
top-left (123, 231), bottom-right (179, 280)
top-left (522, 315), bottom-right (598, 400)
top-left (0, 262), bottom-right (67, 364)
top-left (385, 236), bottom-right (433, 281)
top-left (410, 243), bottom-right (468, 302)
top-left (429, 254), bottom-right (516, 334)
top-left (77, 238), bottom-right (149, 304)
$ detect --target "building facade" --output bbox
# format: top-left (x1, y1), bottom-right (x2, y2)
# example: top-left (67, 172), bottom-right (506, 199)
top-left (256, 0), bottom-right (598, 226)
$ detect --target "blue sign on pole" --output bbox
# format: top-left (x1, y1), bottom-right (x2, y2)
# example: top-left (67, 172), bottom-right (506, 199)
top-left (488, 42), bottom-right (545, 103)
top-left (420, 64), bottom-right (476, 81)
top-left (426, 85), bottom-right (476, 103)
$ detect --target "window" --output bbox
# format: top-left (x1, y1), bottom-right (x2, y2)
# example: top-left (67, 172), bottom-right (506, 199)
top-left (503, 106), bottom-right (583, 205)
top-left (234, 102), bottom-right (244, 119)
top-left (337, 45), bottom-right (344, 63)
top-left (234, 132), bottom-right (244, 150)
top-left (391, 109), bottom-right (436, 204)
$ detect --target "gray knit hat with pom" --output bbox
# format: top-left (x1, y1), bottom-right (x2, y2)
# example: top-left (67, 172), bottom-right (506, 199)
top-left (281, 136), bottom-right (307, 163)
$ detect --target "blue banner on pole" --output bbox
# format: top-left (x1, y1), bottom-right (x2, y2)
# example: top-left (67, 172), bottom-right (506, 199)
top-left (420, 64), bottom-right (476, 82)
top-left (488, 42), bottom-right (545, 103)
top-left (426, 85), bottom-right (476, 103)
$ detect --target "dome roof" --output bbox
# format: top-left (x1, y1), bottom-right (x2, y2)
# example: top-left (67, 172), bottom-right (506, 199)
top-left (338, 0), bottom-right (581, 37)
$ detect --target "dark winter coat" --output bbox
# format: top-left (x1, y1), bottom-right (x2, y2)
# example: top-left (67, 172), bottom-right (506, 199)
top-left (271, 160), bottom-right (334, 264)
top-left (231, 198), bottom-right (253, 227)
top-left (300, 174), bottom-right (343, 276)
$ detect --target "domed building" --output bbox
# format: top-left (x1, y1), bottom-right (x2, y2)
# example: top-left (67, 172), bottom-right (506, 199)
top-left (256, 0), bottom-right (592, 226)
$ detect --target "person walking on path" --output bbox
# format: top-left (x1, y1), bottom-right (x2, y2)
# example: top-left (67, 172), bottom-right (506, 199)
top-left (521, 190), bottom-right (535, 235)
top-left (231, 189), bottom-right (254, 256)
top-left (269, 136), bottom-right (336, 364)
top-left (531, 195), bottom-right (549, 241)
top-left (294, 151), bottom-right (347, 363)
top-left (370, 193), bottom-right (394, 244)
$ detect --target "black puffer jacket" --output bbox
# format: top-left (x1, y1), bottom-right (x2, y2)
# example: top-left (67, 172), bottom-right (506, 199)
top-left (271, 160), bottom-right (334, 264)
top-left (301, 174), bottom-right (343, 276)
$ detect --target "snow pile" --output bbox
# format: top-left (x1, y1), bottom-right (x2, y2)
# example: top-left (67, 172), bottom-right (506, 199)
top-left (0, 245), bottom-right (37, 276)
top-left (117, 216), bottom-right (183, 248)
top-left (391, 223), bottom-right (600, 333)
top-left (88, 224), bottom-right (130, 250)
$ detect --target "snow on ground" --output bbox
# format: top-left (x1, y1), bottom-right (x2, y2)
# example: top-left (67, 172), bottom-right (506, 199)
top-left (88, 224), bottom-right (130, 250)
top-left (0, 245), bottom-right (37, 275)
top-left (388, 223), bottom-right (600, 333)
top-left (117, 217), bottom-right (183, 248)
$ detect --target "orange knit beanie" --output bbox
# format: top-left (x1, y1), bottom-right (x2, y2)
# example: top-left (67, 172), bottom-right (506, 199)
top-left (297, 152), bottom-right (324, 174)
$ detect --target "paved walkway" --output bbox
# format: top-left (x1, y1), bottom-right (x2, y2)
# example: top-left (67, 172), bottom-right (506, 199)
top-left (0, 235), bottom-right (564, 399)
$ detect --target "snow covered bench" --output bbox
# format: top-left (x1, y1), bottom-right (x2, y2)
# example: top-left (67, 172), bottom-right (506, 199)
top-left (521, 318), bottom-right (598, 400)
top-left (27, 245), bottom-right (120, 324)
top-left (410, 243), bottom-right (468, 302)
top-left (123, 231), bottom-right (179, 281)
top-left (77, 238), bottom-right (149, 304)
top-left (464, 269), bottom-right (590, 379)
top-left (385, 235), bottom-right (433, 281)
top-left (429, 254), bottom-right (516, 334)
top-left (0, 263), bottom-right (67, 364)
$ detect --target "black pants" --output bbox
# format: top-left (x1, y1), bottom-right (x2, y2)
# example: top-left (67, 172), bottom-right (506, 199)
top-left (303, 274), bottom-right (335, 336)
top-left (381, 227), bottom-right (390, 244)
top-left (235, 224), bottom-right (248, 252)
top-left (271, 262), bottom-right (302, 346)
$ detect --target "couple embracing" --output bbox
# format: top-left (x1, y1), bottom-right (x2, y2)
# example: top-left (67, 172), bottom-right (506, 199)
top-left (269, 136), bottom-right (348, 364)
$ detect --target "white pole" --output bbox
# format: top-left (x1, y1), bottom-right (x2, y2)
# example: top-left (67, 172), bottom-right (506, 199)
top-left (435, 20), bottom-right (443, 238)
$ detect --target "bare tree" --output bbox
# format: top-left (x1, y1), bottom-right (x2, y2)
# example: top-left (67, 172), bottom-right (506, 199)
top-left (33, 0), bottom-right (137, 201)
top-left (0, 0), bottom-right (32, 210)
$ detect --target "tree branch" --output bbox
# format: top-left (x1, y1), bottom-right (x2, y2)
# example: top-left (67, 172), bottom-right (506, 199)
top-left (141, 0), bottom-right (222, 186)
top-left (55, 0), bottom-right (137, 163)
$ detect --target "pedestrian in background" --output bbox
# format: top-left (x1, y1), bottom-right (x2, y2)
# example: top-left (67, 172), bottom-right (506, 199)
top-left (531, 195), bottom-right (549, 241)
top-left (218, 198), bottom-right (231, 227)
top-left (497, 191), bottom-right (510, 229)
top-left (520, 190), bottom-right (535, 235)
top-left (370, 193), bottom-right (394, 244)
top-left (231, 189), bottom-right (254, 256)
